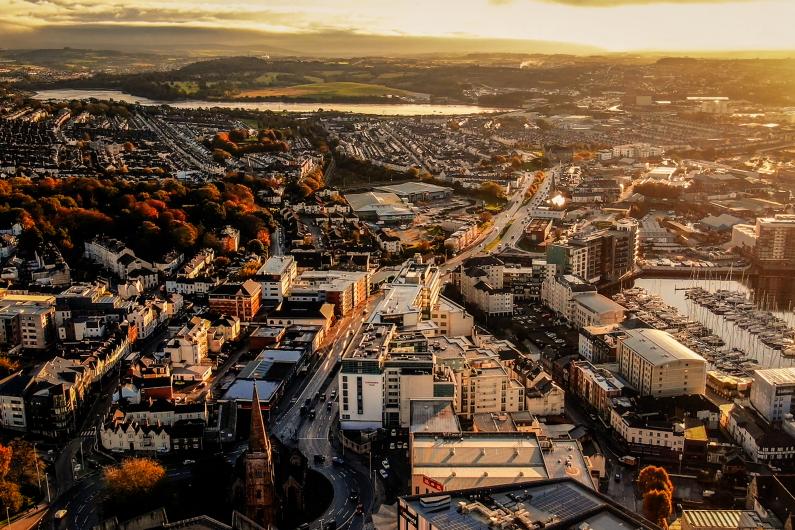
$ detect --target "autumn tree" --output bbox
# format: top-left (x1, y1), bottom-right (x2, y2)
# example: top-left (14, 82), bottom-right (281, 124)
top-left (643, 489), bottom-right (672, 529)
top-left (638, 465), bottom-right (673, 496)
top-left (638, 466), bottom-right (674, 529)
top-left (479, 181), bottom-right (506, 201)
top-left (0, 444), bottom-right (24, 514)
top-left (104, 458), bottom-right (165, 499)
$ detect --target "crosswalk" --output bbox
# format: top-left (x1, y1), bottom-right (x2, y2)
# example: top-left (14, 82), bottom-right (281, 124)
top-left (80, 426), bottom-right (96, 438)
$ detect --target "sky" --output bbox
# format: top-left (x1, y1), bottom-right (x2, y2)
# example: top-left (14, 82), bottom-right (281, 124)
top-left (2, 0), bottom-right (795, 52)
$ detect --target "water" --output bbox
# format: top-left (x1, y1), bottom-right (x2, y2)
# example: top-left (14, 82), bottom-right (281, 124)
top-left (33, 89), bottom-right (504, 116)
top-left (635, 277), bottom-right (795, 369)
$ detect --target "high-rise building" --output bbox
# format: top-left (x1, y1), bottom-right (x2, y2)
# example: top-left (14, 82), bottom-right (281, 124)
top-left (546, 221), bottom-right (637, 283)
top-left (753, 214), bottom-right (795, 270)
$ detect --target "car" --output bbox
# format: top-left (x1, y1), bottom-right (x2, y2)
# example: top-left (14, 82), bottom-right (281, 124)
top-left (390, 429), bottom-right (397, 437)
top-left (356, 503), bottom-right (364, 514)
top-left (332, 456), bottom-right (344, 466)
top-left (183, 459), bottom-right (196, 465)
top-left (313, 454), bottom-right (326, 464)
top-left (308, 410), bottom-right (316, 420)
top-left (389, 442), bottom-right (396, 450)
top-left (379, 469), bottom-right (389, 480)
top-left (381, 459), bottom-right (390, 469)
top-left (326, 401), bottom-right (333, 411)
top-left (349, 491), bottom-right (360, 503)
top-left (614, 473), bottom-right (621, 482)
top-left (402, 442), bottom-right (409, 449)
top-left (589, 414), bottom-right (597, 421)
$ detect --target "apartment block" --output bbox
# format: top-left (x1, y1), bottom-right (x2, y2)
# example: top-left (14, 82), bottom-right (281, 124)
top-left (256, 255), bottom-right (297, 304)
top-left (209, 280), bottom-right (262, 321)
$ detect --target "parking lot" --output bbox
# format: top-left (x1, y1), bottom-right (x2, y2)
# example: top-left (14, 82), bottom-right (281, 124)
top-left (491, 301), bottom-right (580, 356)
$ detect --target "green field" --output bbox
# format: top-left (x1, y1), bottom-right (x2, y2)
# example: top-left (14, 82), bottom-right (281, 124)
top-left (238, 81), bottom-right (418, 99)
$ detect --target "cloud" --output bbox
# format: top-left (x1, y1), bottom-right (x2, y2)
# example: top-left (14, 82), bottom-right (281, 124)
top-left (490, 0), bottom-right (752, 5)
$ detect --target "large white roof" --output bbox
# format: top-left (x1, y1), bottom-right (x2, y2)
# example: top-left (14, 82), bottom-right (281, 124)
top-left (621, 328), bottom-right (705, 366)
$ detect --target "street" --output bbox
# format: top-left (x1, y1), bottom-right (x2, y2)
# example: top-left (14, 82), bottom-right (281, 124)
top-left (440, 167), bottom-right (554, 275)
top-left (271, 293), bottom-right (383, 530)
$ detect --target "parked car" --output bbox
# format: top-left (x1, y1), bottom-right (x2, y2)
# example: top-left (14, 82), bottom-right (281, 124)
top-left (379, 469), bottom-right (389, 479)
top-left (183, 459), bottom-right (195, 465)
top-left (332, 457), bottom-right (344, 466)
top-left (381, 459), bottom-right (390, 470)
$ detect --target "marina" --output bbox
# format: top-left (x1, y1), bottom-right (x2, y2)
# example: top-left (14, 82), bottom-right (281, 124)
top-left (613, 286), bottom-right (764, 377)
top-left (625, 277), bottom-right (795, 372)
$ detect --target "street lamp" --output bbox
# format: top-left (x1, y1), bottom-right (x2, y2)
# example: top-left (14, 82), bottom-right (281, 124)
top-left (33, 443), bottom-right (41, 491)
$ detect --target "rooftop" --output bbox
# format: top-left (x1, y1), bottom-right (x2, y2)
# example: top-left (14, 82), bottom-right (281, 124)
top-left (572, 292), bottom-right (626, 315)
top-left (411, 432), bottom-right (594, 491)
top-left (621, 328), bottom-right (705, 366)
top-left (256, 255), bottom-right (295, 276)
top-left (410, 400), bottom-right (461, 435)
top-left (400, 477), bottom-right (659, 530)
top-left (754, 367), bottom-right (795, 387)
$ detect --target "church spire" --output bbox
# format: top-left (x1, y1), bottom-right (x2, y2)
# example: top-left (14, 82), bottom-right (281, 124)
top-left (250, 384), bottom-right (269, 454)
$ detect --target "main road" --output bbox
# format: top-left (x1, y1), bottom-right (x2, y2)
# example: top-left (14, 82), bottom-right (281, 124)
top-left (271, 293), bottom-right (384, 530)
top-left (440, 167), bottom-right (555, 275)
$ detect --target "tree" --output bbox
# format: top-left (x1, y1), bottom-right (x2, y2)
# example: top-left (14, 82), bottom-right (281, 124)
top-left (0, 482), bottom-right (22, 514)
top-left (638, 466), bottom-right (673, 496)
top-left (103, 458), bottom-right (165, 498)
top-left (643, 489), bottom-right (672, 529)
top-left (479, 181), bottom-right (506, 201)
top-left (638, 466), bottom-right (674, 529)
top-left (212, 149), bottom-right (232, 163)
top-left (7, 440), bottom-right (44, 488)
top-left (247, 239), bottom-right (266, 254)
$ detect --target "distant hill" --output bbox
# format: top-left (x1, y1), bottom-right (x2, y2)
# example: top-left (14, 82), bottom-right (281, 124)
top-left (0, 25), bottom-right (602, 58)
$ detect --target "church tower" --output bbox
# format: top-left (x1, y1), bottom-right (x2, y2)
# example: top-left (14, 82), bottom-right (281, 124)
top-left (245, 385), bottom-right (277, 527)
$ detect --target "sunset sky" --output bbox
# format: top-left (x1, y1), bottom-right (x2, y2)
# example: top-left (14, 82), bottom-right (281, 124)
top-left (2, 0), bottom-right (794, 52)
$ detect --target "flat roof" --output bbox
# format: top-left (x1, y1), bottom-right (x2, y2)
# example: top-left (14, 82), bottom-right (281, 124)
top-left (257, 255), bottom-right (294, 276)
top-left (410, 400), bottom-right (461, 435)
top-left (344, 191), bottom-right (403, 211)
top-left (219, 379), bottom-right (281, 403)
top-left (754, 367), bottom-right (795, 386)
top-left (573, 292), bottom-right (626, 315)
top-left (621, 328), bottom-right (705, 366)
top-left (682, 510), bottom-right (778, 529)
top-left (400, 477), bottom-right (656, 530)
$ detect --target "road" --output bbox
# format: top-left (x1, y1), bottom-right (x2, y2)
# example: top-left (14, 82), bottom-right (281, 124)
top-left (271, 294), bottom-right (383, 530)
top-left (565, 395), bottom-right (637, 510)
top-left (440, 168), bottom-right (555, 275)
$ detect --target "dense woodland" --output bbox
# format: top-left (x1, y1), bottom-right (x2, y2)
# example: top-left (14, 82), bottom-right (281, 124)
top-left (0, 174), bottom-right (279, 262)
